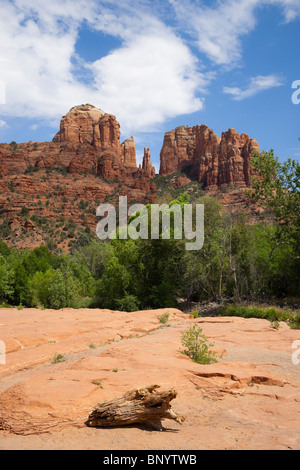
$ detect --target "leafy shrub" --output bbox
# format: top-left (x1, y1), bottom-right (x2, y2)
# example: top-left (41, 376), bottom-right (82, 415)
top-left (190, 310), bottom-right (199, 318)
top-left (219, 304), bottom-right (290, 322)
top-left (158, 312), bottom-right (170, 325)
top-left (20, 206), bottom-right (29, 216)
top-left (52, 353), bottom-right (66, 364)
top-left (181, 325), bottom-right (218, 364)
top-left (25, 165), bottom-right (38, 175)
top-left (0, 254), bottom-right (14, 300)
top-left (115, 294), bottom-right (140, 312)
top-left (0, 220), bottom-right (12, 238)
top-left (219, 304), bottom-right (300, 329)
top-left (9, 141), bottom-right (17, 150)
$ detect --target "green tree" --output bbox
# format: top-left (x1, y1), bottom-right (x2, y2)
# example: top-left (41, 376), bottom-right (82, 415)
top-left (248, 150), bottom-right (300, 296)
top-left (0, 240), bottom-right (10, 257)
top-left (95, 239), bottom-right (142, 309)
top-left (46, 265), bottom-right (80, 309)
top-left (249, 150), bottom-right (300, 256)
top-left (72, 240), bottom-right (114, 279)
top-left (183, 197), bottom-right (231, 301)
top-left (28, 269), bottom-right (55, 307)
top-left (0, 254), bottom-right (14, 301)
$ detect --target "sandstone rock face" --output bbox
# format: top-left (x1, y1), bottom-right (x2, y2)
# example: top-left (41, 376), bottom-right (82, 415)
top-left (0, 157), bottom-right (8, 178)
top-left (0, 107), bottom-right (263, 250)
top-left (0, 105), bottom-right (157, 249)
top-left (121, 137), bottom-right (137, 168)
top-left (0, 104), bottom-right (157, 189)
top-left (53, 104), bottom-right (106, 145)
top-left (0, 309), bottom-right (299, 449)
top-left (0, 105), bottom-right (155, 183)
top-left (159, 124), bottom-right (259, 189)
top-left (142, 147), bottom-right (156, 178)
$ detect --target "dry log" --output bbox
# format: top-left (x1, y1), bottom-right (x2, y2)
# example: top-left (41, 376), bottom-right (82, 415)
top-left (86, 384), bottom-right (185, 431)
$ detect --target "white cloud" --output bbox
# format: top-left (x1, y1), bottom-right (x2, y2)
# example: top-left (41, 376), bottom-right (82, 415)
top-left (223, 74), bottom-right (284, 100)
top-left (0, 120), bottom-right (7, 128)
top-left (0, 0), bottom-right (299, 137)
top-left (90, 32), bottom-right (207, 132)
top-left (0, 0), bottom-right (208, 136)
top-left (170, 0), bottom-right (258, 66)
top-left (169, 0), bottom-right (300, 66)
top-left (0, 1), bottom-right (95, 119)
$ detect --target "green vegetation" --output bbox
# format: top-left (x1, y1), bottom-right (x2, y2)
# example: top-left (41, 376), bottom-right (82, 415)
top-left (91, 380), bottom-right (103, 388)
top-left (181, 325), bottom-right (218, 364)
top-left (0, 244), bottom-right (95, 309)
top-left (158, 312), bottom-right (170, 325)
top-left (52, 353), bottom-right (66, 364)
top-left (0, 150), bottom-right (298, 321)
top-left (152, 166), bottom-right (204, 203)
top-left (218, 304), bottom-right (300, 329)
top-left (249, 151), bottom-right (299, 251)
top-left (9, 141), bottom-right (17, 150)
top-left (190, 311), bottom-right (199, 319)
top-left (0, 193), bottom-right (298, 312)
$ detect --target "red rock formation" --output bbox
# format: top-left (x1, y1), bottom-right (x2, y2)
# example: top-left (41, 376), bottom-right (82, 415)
top-left (121, 137), bottom-right (137, 168)
top-left (53, 104), bottom-right (106, 145)
top-left (0, 104), bottom-right (157, 249)
top-left (0, 156), bottom-right (8, 178)
top-left (0, 104), bottom-right (156, 188)
top-left (142, 147), bottom-right (155, 178)
top-left (159, 124), bottom-right (259, 189)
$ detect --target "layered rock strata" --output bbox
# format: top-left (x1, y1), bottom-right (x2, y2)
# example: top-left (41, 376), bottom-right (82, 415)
top-left (0, 104), bottom-right (157, 196)
top-left (159, 124), bottom-right (259, 189)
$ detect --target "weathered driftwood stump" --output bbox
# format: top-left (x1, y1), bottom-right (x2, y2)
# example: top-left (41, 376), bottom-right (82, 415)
top-left (86, 385), bottom-right (185, 431)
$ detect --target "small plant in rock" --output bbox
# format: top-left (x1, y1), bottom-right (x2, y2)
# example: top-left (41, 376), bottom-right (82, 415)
top-left (91, 380), bottom-right (103, 388)
top-left (180, 325), bottom-right (218, 364)
top-left (158, 312), bottom-right (170, 325)
top-left (190, 310), bottom-right (199, 319)
top-left (52, 353), bottom-right (66, 364)
top-left (270, 319), bottom-right (280, 330)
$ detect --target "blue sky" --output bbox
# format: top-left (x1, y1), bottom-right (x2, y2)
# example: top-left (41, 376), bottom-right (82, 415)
top-left (0, 0), bottom-right (299, 172)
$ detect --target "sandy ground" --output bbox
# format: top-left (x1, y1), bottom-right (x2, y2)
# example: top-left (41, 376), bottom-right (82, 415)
top-left (0, 307), bottom-right (300, 450)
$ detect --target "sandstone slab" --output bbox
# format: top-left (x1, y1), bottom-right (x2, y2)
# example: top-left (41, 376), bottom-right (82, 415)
top-left (0, 309), bottom-right (299, 449)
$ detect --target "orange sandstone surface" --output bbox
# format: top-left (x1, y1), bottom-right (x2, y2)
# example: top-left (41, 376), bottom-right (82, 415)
top-left (0, 308), bottom-right (300, 449)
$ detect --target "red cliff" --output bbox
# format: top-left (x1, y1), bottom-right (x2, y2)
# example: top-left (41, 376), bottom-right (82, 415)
top-left (159, 124), bottom-right (259, 189)
top-left (0, 104), bottom-right (156, 191)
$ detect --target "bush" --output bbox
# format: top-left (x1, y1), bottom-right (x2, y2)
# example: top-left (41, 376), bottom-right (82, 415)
top-left (46, 267), bottom-right (80, 309)
top-left (0, 220), bottom-right (12, 238)
top-left (190, 310), bottom-right (199, 318)
top-left (218, 304), bottom-right (300, 329)
top-left (293, 312), bottom-right (300, 330)
top-left (9, 141), bottom-right (17, 150)
top-left (115, 294), bottom-right (140, 312)
top-left (158, 312), bottom-right (170, 325)
top-left (52, 353), bottom-right (66, 364)
top-left (0, 254), bottom-right (14, 300)
top-left (219, 304), bottom-right (291, 322)
top-left (180, 325), bottom-right (218, 364)
top-left (0, 240), bottom-right (10, 257)
top-left (20, 206), bottom-right (29, 216)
